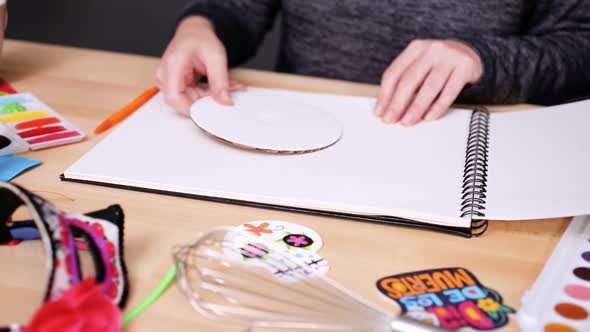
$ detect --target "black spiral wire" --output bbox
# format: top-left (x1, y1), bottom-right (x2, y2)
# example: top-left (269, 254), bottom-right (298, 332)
top-left (460, 107), bottom-right (490, 236)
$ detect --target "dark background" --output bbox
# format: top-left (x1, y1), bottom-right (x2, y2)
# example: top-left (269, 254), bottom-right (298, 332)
top-left (5, 0), bottom-right (281, 70)
top-left (8, 1), bottom-right (588, 104)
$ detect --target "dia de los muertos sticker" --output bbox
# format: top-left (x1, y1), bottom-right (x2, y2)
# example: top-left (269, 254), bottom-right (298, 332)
top-left (377, 268), bottom-right (515, 331)
top-left (224, 220), bottom-right (330, 277)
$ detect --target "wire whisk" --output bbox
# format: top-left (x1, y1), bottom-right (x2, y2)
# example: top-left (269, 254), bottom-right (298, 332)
top-left (173, 227), bottom-right (451, 332)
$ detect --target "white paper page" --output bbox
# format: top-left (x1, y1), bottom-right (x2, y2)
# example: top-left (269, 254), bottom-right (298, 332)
top-left (64, 88), bottom-right (473, 227)
top-left (485, 100), bottom-right (590, 220)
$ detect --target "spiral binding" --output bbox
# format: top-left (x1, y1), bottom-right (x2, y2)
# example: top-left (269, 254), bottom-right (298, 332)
top-left (460, 107), bottom-right (490, 236)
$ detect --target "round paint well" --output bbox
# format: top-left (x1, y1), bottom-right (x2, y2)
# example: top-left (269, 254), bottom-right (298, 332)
top-left (564, 284), bottom-right (590, 301)
top-left (554, 302), bottom-right (588, 320)
top-left (573, 267), bottom-right (590, 282)
top-left (0, 135), bottom-right (11, 149)
top-left (544, 323), bottom-right (577, 332)
top-left (582, 251), bottom-right (590, 263)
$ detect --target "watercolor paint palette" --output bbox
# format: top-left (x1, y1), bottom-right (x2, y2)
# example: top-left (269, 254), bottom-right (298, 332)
top-left (0, 93), bottom-right (85, 155)
top-left (518, 215), bottom-right (590, 332)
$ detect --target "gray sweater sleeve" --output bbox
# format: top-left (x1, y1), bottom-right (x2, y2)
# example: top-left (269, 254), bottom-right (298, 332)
top-left (179, 0), bottom-right (590, 105)
top-left (179, 0), bottom-right (279, 67)
top-left (459, 0), bottom-right (590, 105)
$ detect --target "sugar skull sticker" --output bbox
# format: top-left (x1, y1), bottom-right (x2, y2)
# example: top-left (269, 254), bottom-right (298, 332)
top-left (224, 220), bottom-right (329, 277)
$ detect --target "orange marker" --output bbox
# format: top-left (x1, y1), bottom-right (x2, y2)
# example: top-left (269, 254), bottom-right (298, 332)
top-left (94, 86), bottom-right (160, 135)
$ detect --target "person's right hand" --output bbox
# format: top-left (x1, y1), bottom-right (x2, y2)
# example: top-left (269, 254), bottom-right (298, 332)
top-left (157, 16), bottom-right (245, 115)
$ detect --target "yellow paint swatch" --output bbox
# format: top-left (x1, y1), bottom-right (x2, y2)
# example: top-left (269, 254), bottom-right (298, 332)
top-left (0, 111), bottom-right (50, 123)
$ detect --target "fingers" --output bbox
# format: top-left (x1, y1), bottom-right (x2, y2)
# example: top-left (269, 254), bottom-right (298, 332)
top-left (157, 54), bottom-right (246, 115)
top-left (201, 49), bottom-right (232, 105)
top-left (382, 55), bottom-right (433, 124)
top-left (424, 68), bottom-right (469, 121)
top-left (229, 80), bottom-right (247, 91)
top-left (157, 16), bottom-right (234, 114)
top-left (375, 41), bottom-right (427, 117)
top-left (185, 86), bottom-right (203, 103)
top-left (157, 55), bottom-right (196, 115)
top-left (1, 4), bottom-right (7, 31)
top-left (376, 39), bottom-right (483, 126)
top-left (192, 81), bottom-right (247, 100)
top-left (400, 66), bottom-right (452, 126)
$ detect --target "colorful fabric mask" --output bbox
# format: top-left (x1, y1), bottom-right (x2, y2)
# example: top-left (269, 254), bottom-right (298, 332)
top-left (0, 182), bottom-right (129, 331)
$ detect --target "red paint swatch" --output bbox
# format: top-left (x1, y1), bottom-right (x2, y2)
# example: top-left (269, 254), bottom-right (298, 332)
top-left (0, 78), bottom-right (17, 94)
top-left (18, 125), bottom-right (66, 138)
top-left (27, 130), bottom-right (80, 144)
top-left (15, 117), bottom-right (61, 130)
top-left (554, 302), bottom-right (588, 320)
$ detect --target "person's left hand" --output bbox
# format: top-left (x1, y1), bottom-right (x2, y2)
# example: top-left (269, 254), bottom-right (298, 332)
top-left (0, 3), bottom-right (7, 57)
top-left (374, 39), bottom-right (483, 126)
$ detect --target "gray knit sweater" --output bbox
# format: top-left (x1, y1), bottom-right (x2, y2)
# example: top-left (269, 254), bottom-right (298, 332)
top-left (180, 0), bottom-right (590, 105)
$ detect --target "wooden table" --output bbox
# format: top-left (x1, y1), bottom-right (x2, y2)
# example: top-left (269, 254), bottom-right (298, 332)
top-left (0, 40), bottom-right (569, 331)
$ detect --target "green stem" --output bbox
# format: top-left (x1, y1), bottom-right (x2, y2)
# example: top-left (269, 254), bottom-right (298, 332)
top-left (122, 264), bottom-right (177, 326)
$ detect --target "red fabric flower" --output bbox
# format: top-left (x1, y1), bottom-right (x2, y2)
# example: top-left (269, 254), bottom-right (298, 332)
top-left (24, 278), bottom-right (121, 332)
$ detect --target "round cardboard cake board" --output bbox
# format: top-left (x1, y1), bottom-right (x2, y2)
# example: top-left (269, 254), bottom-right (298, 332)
top-left (190, 92), bottom-right (343, 153)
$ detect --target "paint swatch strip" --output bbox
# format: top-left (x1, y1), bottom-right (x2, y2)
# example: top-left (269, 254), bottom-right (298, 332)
top-left (517, 215), bottom-right (590, 332)
top-left (0, 93), bottom-right (85, 152)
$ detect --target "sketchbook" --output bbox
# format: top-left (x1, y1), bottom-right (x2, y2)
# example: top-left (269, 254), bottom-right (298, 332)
top-left (61, 88), bottom-right (590, 237)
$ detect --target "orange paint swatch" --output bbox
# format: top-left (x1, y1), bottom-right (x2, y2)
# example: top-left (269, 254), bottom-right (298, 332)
top-left (15, 117), bottom-right (61, 130)
top-left (544, 323), bottom-right (577, 332)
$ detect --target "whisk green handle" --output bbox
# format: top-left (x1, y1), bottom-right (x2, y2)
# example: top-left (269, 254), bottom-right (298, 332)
top-left (390, 316), bottom-right (453, 332)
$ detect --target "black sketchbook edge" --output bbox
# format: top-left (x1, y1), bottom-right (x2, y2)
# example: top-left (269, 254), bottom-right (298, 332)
top-left (60, 174), bottom-right (475, 238)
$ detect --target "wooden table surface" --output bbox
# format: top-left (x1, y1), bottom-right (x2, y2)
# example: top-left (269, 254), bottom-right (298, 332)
top-left (0, 40), bottom-right (569, 331)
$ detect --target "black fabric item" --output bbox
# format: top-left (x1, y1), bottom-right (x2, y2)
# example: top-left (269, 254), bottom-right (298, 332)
top-left (0, 187), bottom-right (26, 244)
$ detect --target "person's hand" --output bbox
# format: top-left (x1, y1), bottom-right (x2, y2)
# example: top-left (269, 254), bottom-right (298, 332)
top-left (0, 3), bottom-right (7, 57)
top-left (374, 39), bottom-right (482, 126)
top-left (157, 16), bottom-right (246, 115)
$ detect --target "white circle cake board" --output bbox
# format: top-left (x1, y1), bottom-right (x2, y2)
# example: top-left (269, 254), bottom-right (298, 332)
top-left (190, 91), bottom-right (343, 153)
